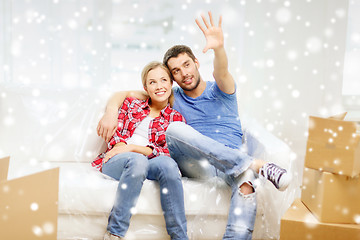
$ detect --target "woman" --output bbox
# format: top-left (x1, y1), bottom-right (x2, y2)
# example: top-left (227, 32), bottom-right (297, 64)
top-left (92, 61), bottom-right (188, 240)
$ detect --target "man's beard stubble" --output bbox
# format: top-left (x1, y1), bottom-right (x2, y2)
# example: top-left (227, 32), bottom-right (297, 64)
top-left (182, 75), bottom-right (201, 92)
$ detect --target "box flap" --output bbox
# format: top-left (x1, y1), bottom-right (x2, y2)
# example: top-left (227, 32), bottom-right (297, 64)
top-left (0, 156), bottom-right (10, 182)
top-left (329, 112), bottom-right (348, 120)
top-left (281, 199), bottom-right (360, 240)
top-left (282, 198), bottom-right (318, 222)
top-left (308, 116), bottom-right (359, 147)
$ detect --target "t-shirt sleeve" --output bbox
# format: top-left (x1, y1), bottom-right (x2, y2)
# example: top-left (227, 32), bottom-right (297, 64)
top-left (212, 81), bottom-right (237, 100)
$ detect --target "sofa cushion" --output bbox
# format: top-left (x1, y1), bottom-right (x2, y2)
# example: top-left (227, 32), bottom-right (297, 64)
top-left (57, 162), bottom-right (231, 216)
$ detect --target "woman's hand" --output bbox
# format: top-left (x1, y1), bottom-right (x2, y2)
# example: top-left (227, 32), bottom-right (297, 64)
top-left (103, 143), bottom-right (132, 163)
top-left (103, 143), bottom-right (153, 163)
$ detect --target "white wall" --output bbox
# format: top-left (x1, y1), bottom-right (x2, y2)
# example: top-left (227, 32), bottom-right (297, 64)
top-left (236, 0), bottom-right (349, 188)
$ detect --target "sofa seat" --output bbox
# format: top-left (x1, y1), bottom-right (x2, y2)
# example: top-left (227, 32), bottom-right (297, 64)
top-left (55, 162), bottom-right (231, 240)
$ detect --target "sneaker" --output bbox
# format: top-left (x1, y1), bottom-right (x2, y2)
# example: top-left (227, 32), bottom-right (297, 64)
top-left (104, 231), bottom-right (123, 240)
top-left (260, 163), bottom-right (292, 191)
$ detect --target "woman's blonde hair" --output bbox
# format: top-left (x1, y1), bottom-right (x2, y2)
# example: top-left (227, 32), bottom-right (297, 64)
top-left (141, 61), bottom-right (172, 88)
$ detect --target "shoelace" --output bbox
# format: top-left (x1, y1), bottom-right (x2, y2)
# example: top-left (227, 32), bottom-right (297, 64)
top-left (264, 164), bottom-right (285, 185)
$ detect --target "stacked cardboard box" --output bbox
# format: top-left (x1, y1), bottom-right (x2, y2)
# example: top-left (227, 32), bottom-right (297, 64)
top-left (304, 115), bottom-right (360, 177)
top-left (281, 198), bottom-right (360, 240)
top-left (281, 115), bottom-right (360, 239)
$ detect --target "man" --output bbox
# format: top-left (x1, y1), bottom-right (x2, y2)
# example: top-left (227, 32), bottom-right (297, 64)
top-left (97, 12), bottom-right (291, 240)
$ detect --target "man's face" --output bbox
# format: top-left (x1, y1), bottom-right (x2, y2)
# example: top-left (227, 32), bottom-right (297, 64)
top-left (167, 53), bottom-right (201, 92)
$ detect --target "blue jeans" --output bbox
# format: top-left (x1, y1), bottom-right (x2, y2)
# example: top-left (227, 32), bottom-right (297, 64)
top-left (166, 122), bottom-right (257, 240)
top-left (102, 152), bottom-right (188, 240)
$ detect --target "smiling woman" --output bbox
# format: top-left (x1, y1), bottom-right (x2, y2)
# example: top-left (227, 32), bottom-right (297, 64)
top-left (91, 61), bottom-right (188, 240)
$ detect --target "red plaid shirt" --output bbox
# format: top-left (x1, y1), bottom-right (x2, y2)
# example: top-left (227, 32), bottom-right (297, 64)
top-left (92, 97), bottom-right (185, 171)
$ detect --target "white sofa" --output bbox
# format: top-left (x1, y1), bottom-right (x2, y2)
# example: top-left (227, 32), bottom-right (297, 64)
top-left (0, 86), bottom-right (296, 240)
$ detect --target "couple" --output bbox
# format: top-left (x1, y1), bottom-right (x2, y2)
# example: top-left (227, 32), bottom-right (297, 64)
top-left (93, 12), bottom-right (292, 240)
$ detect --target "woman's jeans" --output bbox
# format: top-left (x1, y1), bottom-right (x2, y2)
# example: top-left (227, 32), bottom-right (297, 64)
top-left (102, 152), bottom-right (188, 240)
top-left (166, 122), bottom-right (257, 240)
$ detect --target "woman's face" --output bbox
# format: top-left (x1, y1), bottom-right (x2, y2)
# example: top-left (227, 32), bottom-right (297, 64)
top-left (144, 67), bottom-right (172, 104)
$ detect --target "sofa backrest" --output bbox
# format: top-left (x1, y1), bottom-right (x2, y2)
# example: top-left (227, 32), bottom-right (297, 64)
top-left (0, 86), bottom-right (108, 163)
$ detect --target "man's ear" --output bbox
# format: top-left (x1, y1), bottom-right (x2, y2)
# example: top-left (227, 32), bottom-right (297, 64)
top-left (194, 58), bottom-right (200, 69)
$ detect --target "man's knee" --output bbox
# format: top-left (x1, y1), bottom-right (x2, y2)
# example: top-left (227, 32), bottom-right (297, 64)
top-left (166, 122), bottom-right (184, 136)
top-left (166, 122), bottom-right (190, 144)
top-left (239, 182), bottom-right (254, 195)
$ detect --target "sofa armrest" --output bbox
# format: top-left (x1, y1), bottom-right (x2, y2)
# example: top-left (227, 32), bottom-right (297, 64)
top-left (241, 116), bottom-right (296, 240)
top-left (242, 116), bottom-right (293, 170)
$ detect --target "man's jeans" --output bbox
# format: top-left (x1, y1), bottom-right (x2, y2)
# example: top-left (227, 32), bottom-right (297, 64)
top-left (166, 122), bottom-right (257, 240)
top-left (102, 152), bottom-right (188, 240)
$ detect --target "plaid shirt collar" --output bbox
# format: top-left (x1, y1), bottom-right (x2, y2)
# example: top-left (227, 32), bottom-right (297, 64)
top-left (142, 98), bottom-right (172, 118)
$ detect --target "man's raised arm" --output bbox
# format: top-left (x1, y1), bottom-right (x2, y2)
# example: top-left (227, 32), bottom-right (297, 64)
top-left (195, 11), bottom-right (235, 94)
top-left (97, 90), bottom-right (148, 142)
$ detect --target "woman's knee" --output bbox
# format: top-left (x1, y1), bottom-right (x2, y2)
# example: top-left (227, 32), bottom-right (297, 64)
top-left (125, 152), bottom-right (149, 174)
top-left (151, 156), bottom-right (181, 177)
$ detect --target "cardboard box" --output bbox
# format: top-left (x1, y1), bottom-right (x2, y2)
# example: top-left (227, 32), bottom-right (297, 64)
top-left (0, 156), bottom-right (10, 181)
top-left (305, 116), bottom-right (360, 177)
top-left (301, 167), bottom-right (360, 224)
top-left (280, 199), bottom-right (360, 240)
top-left (0, 156), bottom-right (59, 240)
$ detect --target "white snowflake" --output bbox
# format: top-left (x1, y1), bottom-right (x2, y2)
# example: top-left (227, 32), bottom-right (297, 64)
top-left (30, 202), bottom-right (39, 211)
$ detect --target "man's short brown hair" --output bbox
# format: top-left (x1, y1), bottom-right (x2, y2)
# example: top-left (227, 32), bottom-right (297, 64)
top-left (163, 45), bottom-right (196, 68)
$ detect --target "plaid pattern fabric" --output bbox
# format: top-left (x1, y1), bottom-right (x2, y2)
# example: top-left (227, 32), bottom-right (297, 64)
top-left (92, 97), bottom-right (185, 171)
